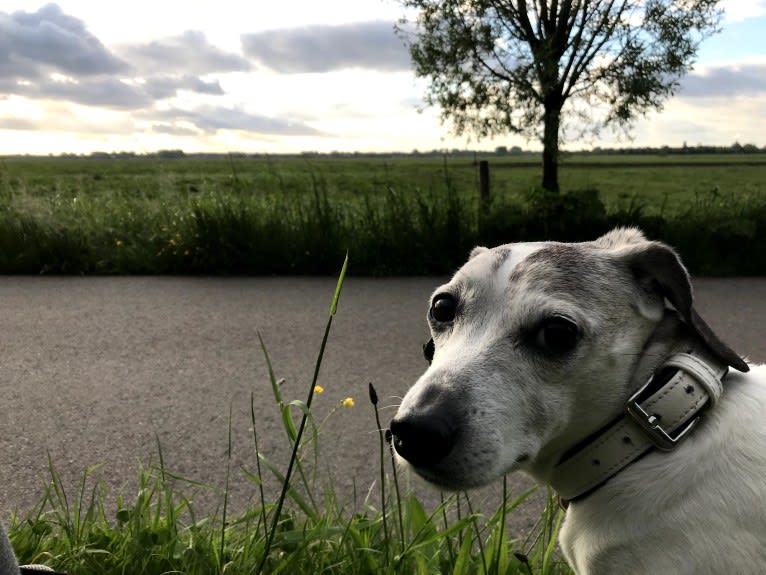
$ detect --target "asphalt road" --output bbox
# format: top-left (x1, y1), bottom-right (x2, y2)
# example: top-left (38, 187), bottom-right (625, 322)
top-left (1, 276), bottom-right (764, 537)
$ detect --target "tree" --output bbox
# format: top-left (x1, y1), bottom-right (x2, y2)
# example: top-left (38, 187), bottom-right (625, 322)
top-left (398, 1), bottom-right (722, 191)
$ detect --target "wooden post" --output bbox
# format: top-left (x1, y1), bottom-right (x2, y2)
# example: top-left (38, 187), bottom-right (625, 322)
top-left (479, 160), bottom-right (490, 211)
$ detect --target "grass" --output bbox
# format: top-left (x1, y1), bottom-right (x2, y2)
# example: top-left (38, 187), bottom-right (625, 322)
top-left (0, 154), bottom-right (765, 275)
top-left (6, 263), bottom-right (572, 574)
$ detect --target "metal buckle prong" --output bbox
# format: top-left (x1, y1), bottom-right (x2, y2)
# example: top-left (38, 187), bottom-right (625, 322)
top-left (624, 374), bottom-right (701, 451)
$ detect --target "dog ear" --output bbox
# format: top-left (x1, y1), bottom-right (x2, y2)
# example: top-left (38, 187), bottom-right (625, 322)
top-left (622, 240), bottom-right (749, 373)
top-left (469, 246), bottom-right (489, 260)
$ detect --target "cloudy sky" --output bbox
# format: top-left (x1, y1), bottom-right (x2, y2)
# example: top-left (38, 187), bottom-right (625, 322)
top-left (0, 0), bottom-right (764, 155)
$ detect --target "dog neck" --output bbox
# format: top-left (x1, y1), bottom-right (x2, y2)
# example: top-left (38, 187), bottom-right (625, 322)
top-left (548, 310), bottom-right (729, 505)
top-left (629, 311), bottom-right (698, 391)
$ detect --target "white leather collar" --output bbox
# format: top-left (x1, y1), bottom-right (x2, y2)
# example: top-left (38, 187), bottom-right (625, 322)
top-left (551, 349), bottom-right (728, 503)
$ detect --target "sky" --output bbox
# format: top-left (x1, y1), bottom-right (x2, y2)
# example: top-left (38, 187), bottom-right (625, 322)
top-left (0, 0), bottom-right (764, 155)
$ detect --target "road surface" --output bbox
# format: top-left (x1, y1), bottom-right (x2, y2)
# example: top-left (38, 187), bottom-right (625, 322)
top-left (1, 276), bottom-right (764, 537)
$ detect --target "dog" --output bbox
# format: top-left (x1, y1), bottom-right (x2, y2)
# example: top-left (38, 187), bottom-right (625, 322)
top-left (390, 228), bottom-right (766, 574)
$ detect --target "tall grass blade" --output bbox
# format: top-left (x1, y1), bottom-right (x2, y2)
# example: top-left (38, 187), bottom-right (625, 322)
top-left (218, 402), bottom-right (233, 573)
top-left (250, 392), bottom-right (268, 534)
top-left (369, 382), bottom-right (390, 567)
top-left (256, 255), bottom-right (348, 575)
top-left (463, 491), bottom-right (487, 575)
top-left (330, 252), bottom-right (349, 316)
top-left (493, 475), bottom-right (508, 574)
top-left (388, 432), bottom-right (405, 555)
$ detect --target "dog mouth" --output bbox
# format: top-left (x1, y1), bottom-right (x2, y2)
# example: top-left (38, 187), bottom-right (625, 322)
top-left (402, 459), bottom-right (491, 491)
top-left (390, 435), bottom-right (509, 491)
top-left (413, 468), bottom-right (472, 490)
top-left (408, 455), bottom-right (521, 491)
top-left (392, 434), bottom-right (533, 491)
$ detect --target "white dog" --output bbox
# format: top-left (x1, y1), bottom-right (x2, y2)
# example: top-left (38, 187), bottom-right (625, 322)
top-left (391, 228), bottom-right (766, 574)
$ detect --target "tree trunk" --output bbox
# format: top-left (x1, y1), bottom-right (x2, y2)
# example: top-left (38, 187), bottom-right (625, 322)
top-left (541, 103), bottom-right (561, 193)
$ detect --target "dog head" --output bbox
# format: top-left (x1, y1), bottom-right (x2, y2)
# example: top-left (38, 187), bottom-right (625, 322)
top-left (390, 228), bottom-right (747, 490)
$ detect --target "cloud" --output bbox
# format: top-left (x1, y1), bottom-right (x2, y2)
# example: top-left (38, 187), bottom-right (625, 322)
top-left (0, 6), bottom-right (238, 109)
top-left (36, 77), bottom-right (150, 108)
top-left (151, 123), bottom-right (199, 136)
top-left (241, 20), bottom-right (410, 73)
top-left (0, 101), bottom-right (136, 134)
top-left (680, 60), bottom-right (766, 98)
top-left (721, 0), bottom-right (766, 22)
top-left (0, 116), bottom-right (39, 130)
top-left (0, 3), bottom-right (127, 79)
top-left (2, 75), bottom-right (226, 110)
top-left (152, 106), bottom-right (322, 135)
top-left (118, 31), bottom-right (251, 75)
top-left (143, 76), bottom-right (224, 99)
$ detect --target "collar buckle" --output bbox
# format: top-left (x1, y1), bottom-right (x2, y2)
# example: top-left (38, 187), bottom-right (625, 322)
top-left (624, 373), bottom-right (702, 451)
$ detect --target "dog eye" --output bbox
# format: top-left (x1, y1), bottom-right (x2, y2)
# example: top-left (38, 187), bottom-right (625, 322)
top-left (534, 317), bottom-right (579, 354)
top-left (430, 293), bottom-right (457, 323)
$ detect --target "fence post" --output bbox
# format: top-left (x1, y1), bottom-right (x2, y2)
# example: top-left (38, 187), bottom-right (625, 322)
top-left (479, 160), bottom-right (490, 212)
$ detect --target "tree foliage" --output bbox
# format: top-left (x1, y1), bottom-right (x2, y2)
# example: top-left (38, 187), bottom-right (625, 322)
top-left (398, 0), bottom-right (722, 191)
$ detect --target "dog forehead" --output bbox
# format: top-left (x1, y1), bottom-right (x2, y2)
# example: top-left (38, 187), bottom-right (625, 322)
top-left (508, 242), bottom-right (635, 306)
top-left (452, 240), bottom-right (627, 304)
top-left (458, 242), bottom-right (548, 283)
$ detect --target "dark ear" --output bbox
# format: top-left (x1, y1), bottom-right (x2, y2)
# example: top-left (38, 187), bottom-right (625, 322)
top-left (624, 241), bottom-right (749, 373)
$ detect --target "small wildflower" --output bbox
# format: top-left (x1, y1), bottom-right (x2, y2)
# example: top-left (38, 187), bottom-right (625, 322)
top-left (115, 239), bottom-right (123, 247)
top-left (314, 385), bottom-right (324, 394)
top-left (184, 249), bottom-right (190, 256)
top-left (342, 397), bottom-right (355, 408)
top-left (168, 238), bottom-right (176, 246)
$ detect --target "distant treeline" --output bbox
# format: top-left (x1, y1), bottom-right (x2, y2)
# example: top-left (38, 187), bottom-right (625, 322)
top-left (574, 142), bottom-right (765, 156)
top-left (2, 142), bottom-right (764, 161)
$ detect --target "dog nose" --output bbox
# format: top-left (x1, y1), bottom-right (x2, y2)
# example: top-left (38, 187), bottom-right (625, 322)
top-left (389, 415), bottom-right (456, 466)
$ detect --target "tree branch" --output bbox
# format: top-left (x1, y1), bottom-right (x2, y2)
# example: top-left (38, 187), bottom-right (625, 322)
top-left (563, 0), bottom-right (632, 100)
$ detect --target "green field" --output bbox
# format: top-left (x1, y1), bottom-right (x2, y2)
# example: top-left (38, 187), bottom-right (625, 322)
top-left (1, 154), bottom-right (765, 275)
top-left (5, 153), bottom-right (766, 211)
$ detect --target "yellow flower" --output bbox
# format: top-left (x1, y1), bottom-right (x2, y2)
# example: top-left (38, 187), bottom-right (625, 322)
top-left (115, 239), bottom-right (123, 247)
top-left (314, 385), bottom-right (324, 394)
top-left (342, 397), bottom-right (354, 408)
